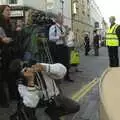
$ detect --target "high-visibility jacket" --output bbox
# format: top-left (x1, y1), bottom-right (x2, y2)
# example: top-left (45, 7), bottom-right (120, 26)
top-left (106, 24), bottom-right (119, 46)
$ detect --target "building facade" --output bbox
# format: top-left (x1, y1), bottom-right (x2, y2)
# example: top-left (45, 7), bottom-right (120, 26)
top-left (0, 0), bottom-right (105, 45)
top-left (71, 0), bottom-right (104, 46)
top-left (0, 0), bottom-right (72, 27)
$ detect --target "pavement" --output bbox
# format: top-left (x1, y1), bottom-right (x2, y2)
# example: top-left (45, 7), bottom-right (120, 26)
top-left (0, 47), bottom-right (110, 120)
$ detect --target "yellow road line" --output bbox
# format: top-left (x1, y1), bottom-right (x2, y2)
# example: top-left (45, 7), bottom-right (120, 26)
top-left (61, 79), bottom-right (98, 120)
top-left (72, 79), bottom-right (97, 100)
top-left (75, 80), bottom-right (98, 102)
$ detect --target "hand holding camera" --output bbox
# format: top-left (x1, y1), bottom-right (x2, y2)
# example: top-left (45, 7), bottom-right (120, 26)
top-left (31, 63), bottom-right (45, 72)
top-left (23, 64), bottom-right (45, 87)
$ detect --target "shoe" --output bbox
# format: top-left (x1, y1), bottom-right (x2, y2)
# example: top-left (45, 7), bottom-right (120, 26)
top-left (45, 107), bottom-right (61, 120)
top-left (64, 75), bottom-right (74, 82)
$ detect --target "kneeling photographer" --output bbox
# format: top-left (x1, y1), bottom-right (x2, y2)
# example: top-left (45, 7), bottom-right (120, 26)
top-left (10, 59), bottom-right (80, 120)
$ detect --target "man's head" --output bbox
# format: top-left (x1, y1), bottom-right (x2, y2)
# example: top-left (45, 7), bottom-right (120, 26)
top-left (109, 16), bottom-right (116, 24)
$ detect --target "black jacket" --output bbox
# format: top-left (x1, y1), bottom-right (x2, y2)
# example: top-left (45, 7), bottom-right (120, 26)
top-left (93, 34), bottom-right (99, 48)
top-left (0, 16), bottom-right (22, 70)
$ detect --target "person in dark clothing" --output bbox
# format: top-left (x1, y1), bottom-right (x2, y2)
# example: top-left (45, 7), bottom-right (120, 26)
top-left (0, 5), bottom-right (21, 107)
top-left (93, 30), bottom-right (100, 56)
top-left (106, 16), bottom-right (120, 67)
top-left (0, 5), bottom-right (12, 107)
top-left (84, 33), bottom-right (90, 56)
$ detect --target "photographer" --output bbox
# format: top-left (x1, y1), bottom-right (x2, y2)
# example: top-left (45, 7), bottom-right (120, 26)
top-left (10, 60), bottom-right (80, 120)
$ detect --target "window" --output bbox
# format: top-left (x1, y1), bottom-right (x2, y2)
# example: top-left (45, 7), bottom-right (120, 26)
top-left (9, 0), bottom-right (17, 4)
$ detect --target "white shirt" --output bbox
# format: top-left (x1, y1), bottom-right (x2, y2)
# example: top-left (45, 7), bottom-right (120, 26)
top-left (66, 30), bottom-right (75, 47)
top-left (49, 23), bottom-right (66, 45)
top-left (18, 63), bottom-right (67, 108)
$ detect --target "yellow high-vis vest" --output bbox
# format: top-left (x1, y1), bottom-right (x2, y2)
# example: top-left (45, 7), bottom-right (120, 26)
top-left (106, 24), bottom-right (119, 46)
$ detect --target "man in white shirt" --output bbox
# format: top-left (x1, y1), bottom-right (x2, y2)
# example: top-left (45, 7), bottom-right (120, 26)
top-left (66, 28), bottom-right (75, 48)
top-left (49, 14), bottom-right (73, 82)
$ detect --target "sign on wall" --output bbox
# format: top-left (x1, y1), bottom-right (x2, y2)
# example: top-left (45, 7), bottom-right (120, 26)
top-left (10, 10), bottom-right (23, 17)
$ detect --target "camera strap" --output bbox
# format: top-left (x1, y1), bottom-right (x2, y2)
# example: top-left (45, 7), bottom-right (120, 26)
top-left (35, 72), bottom-right (50, 100)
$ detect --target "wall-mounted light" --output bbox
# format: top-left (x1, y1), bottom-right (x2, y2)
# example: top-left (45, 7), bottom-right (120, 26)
top-left (73, 2), bottom-right (77, 14)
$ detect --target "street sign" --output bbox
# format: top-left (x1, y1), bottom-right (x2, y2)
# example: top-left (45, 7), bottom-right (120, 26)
top-left (10, 10), bottom-right (23, 17)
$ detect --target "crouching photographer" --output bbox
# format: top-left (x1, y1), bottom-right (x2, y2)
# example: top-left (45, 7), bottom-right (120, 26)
top-left (10, 59), bottom-right (80, 120)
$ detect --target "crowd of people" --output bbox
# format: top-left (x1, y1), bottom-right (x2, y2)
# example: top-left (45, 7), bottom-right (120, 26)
top-left (0, 5), bottom-right (80, 120)
top-left (0, 3), bottom-right (119, 120)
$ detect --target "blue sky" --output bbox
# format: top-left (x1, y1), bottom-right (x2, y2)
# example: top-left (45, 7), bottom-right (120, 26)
top-left (95, 0), bottom-right (120, 24)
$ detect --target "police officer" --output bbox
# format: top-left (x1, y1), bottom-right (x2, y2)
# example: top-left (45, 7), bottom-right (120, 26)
top-left (106, 16), bottom-right (120, 67)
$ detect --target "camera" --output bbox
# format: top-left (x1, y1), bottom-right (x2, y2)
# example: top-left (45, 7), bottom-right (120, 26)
top-left (31, 10), bottom-right (55, 26)
top-left (9, 59), bottom-right (37, 74)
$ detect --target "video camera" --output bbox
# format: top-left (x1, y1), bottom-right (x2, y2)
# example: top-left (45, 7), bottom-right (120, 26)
top-left (31, 11), bottom-right (55, 26)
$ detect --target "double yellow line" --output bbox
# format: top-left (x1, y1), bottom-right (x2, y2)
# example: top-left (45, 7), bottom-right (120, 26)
top-left (72, 78), bottom-right (98, 102)
top-left (60, 79), bottom-right (98, 120)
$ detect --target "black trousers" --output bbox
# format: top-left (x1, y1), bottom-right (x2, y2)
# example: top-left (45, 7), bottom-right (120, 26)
top-left (48, 41), bottom-right (57, 63)
top-left (55, 45), bottom-right (70, 80)
top-left (94, 46), bottom-right (99, 56)
top-left (0, 77), bottom-right (8, 105)
top-left (0, 61), bottom-right (19, 106)
top-left (0, 66), bottom-right (9, 106)
top-left (108, 46), bottom-right (119, 67)
top-left (48, 42), bottom-right (70, 68)
top-left (85, 46), bottom-right (90, 56)
top-left (20, 95), bottom-right (80, 120)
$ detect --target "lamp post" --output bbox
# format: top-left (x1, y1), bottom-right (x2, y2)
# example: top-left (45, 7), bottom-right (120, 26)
top-left (45, 0), bottom-right (48, 17)
top-left (60, 0), bottom-right (64, 26)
